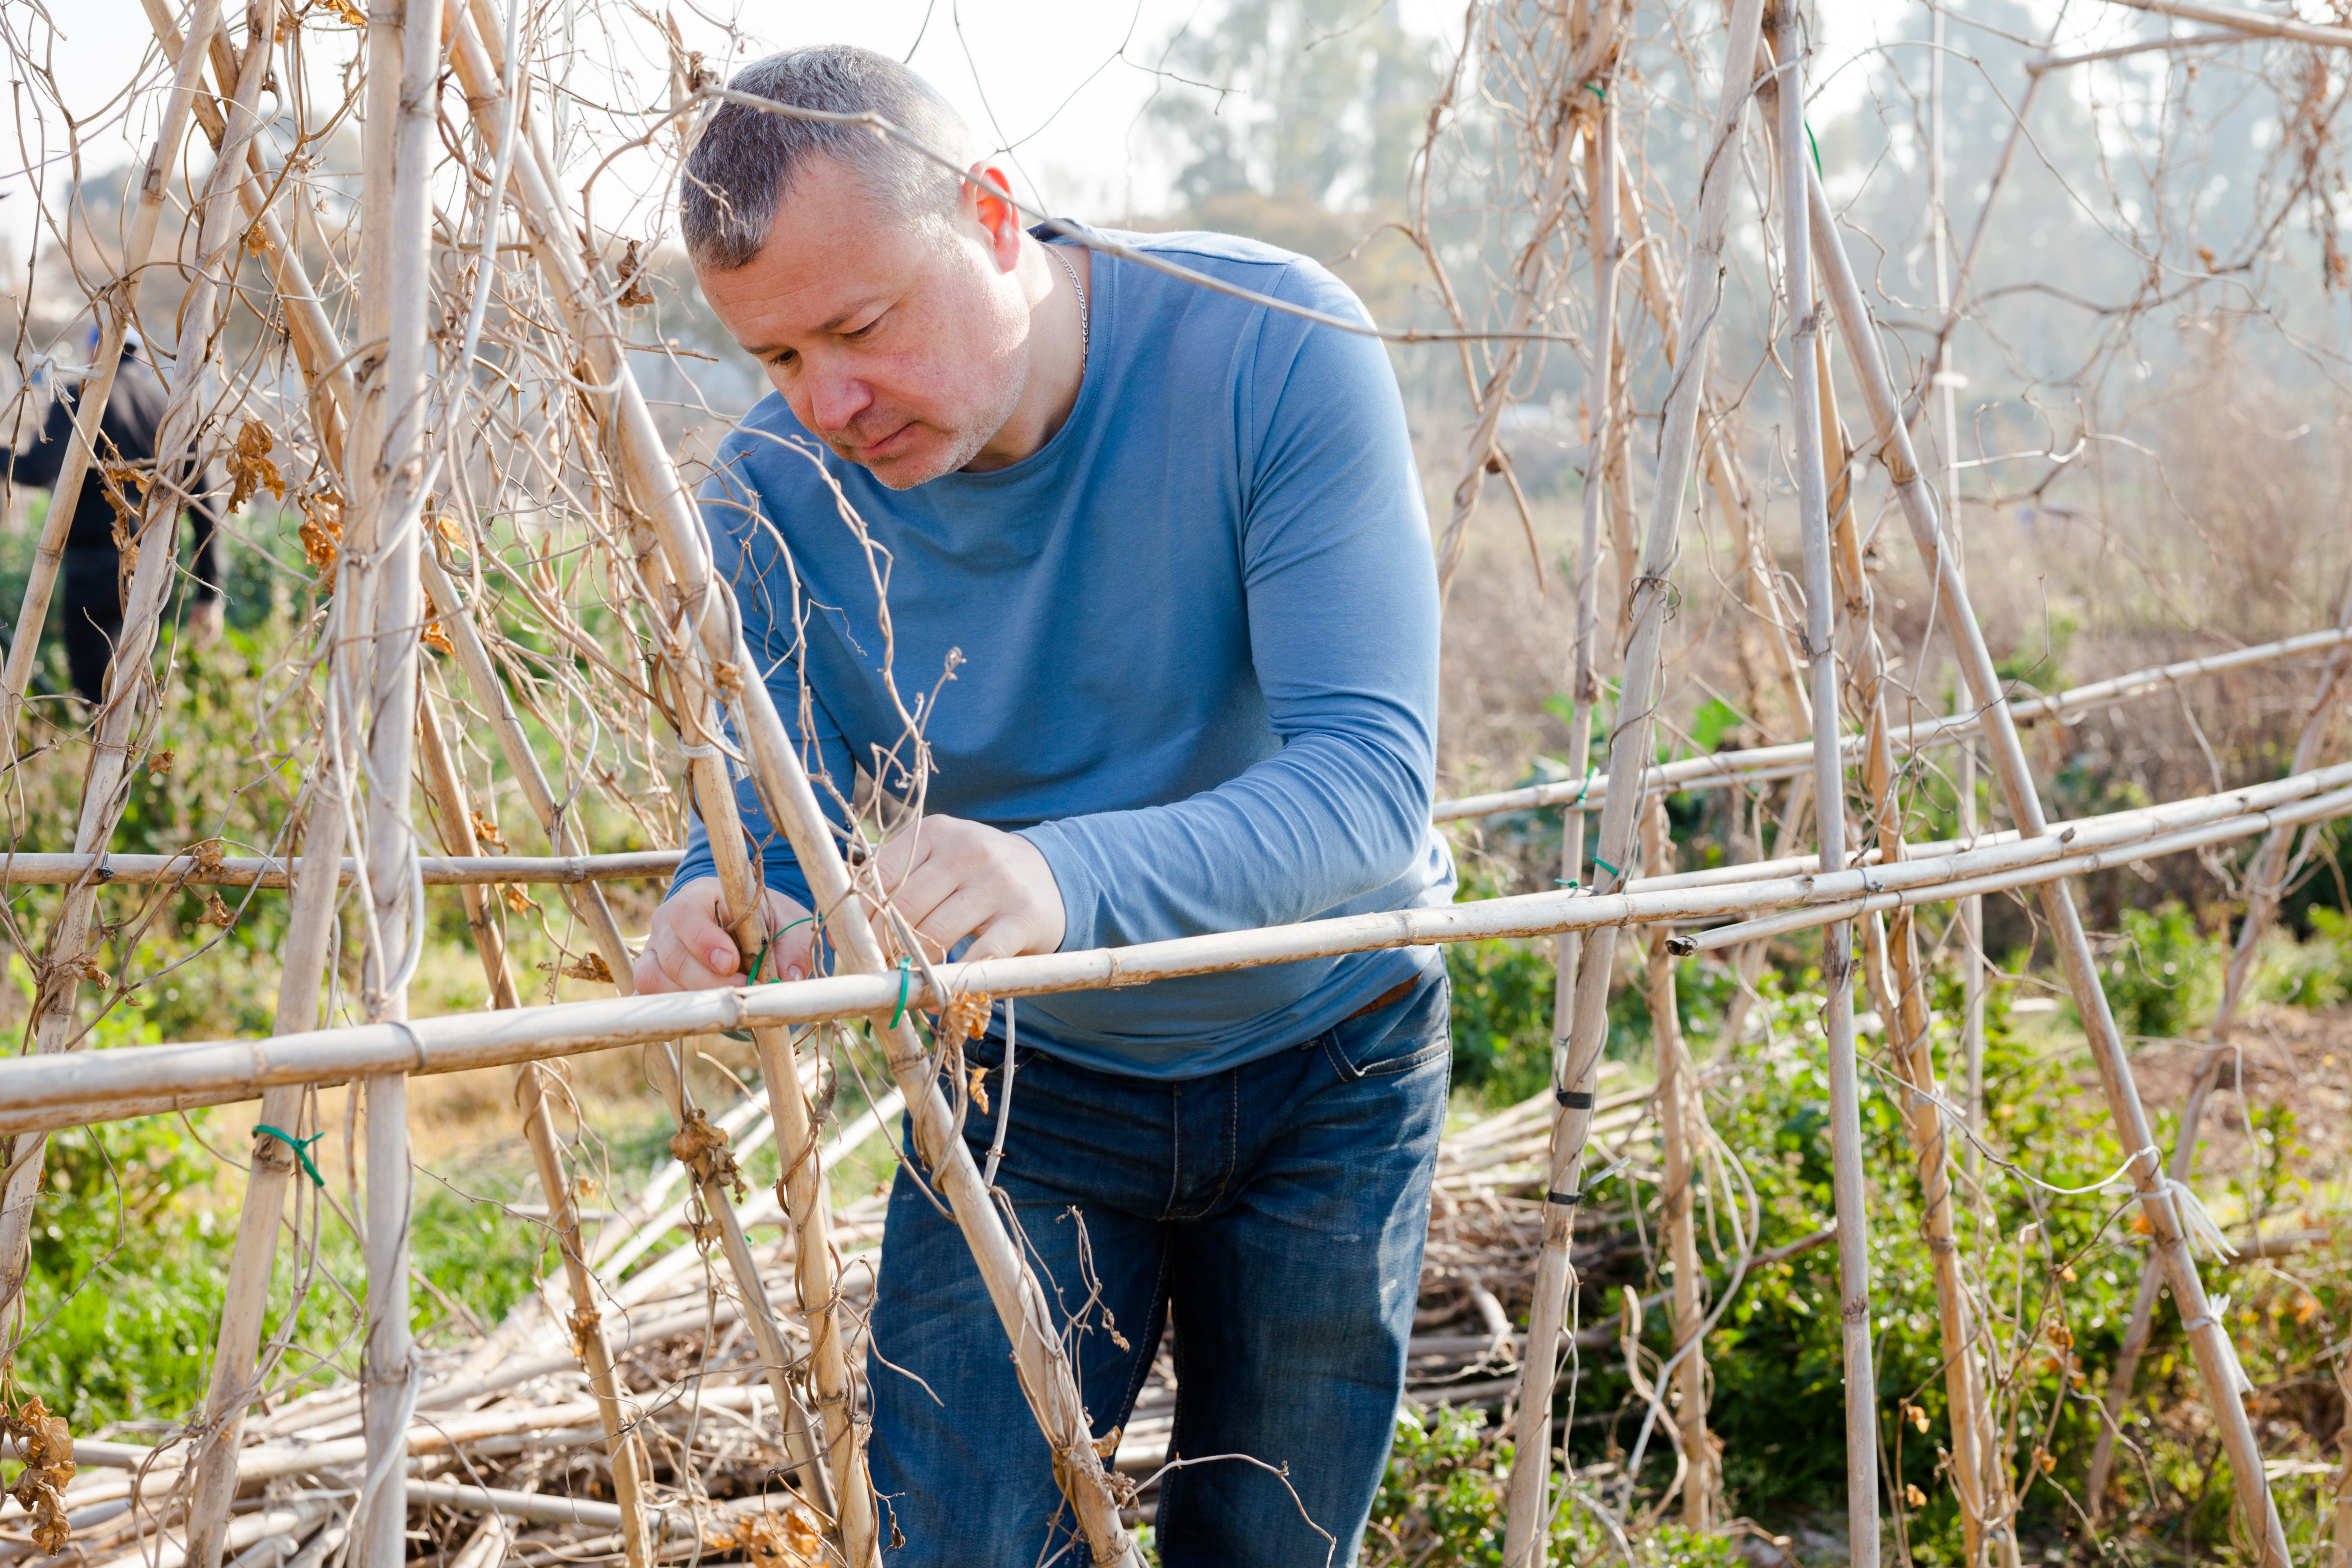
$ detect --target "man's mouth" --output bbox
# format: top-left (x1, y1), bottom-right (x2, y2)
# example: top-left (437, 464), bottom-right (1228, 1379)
top-left (836, 422), bottom-right (915, 464)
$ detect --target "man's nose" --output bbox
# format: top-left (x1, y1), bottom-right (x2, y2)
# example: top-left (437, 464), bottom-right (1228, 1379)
top-left (804, 365), bottom-right (873, 435)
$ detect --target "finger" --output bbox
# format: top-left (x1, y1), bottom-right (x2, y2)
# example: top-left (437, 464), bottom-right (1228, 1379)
top-left (912, 884), bottom-right (1000, 962)
top-left (870, 829), bottom-right (933, 893)
top-left (655, 918), bottom-right (743, 991)
top-left (884, 855), bottom-right (964, 940)
top-left (770, 927), bottom-right (816, 983)
top-left (632, 950), bottom-right (680, 995)
top-left (958, 907), bottom-right (1036, 966)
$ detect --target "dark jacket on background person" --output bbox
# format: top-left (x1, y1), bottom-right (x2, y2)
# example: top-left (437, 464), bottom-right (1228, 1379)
top-left (4, 348), bottom-right (221, 703)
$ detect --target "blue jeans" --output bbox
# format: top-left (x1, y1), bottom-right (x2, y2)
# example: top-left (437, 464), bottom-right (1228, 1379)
top-left (864, 969), bottom-right (1451, 1567)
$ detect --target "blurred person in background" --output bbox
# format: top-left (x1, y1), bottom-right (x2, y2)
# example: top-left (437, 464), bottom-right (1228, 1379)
top-left (3, 324), bottom-right (222, 706)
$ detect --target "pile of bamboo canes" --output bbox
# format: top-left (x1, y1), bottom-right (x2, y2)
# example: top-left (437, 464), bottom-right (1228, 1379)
top-left (0, 1), bottom-right (2345, 1566)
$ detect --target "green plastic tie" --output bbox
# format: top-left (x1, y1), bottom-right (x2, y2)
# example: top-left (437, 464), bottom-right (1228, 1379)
top-left (745, 915), bottom-right (816, 985)
top-left (888, 956), bottom-right (913, 1028)
top-left (1592, 855), bottom-right (1621, 881)
top-left (255, 1124), bottom-right (325, 1188)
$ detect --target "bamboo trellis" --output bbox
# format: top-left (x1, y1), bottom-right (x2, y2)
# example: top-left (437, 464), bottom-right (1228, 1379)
top-left (0, 1), bottom-right (2344, 1565)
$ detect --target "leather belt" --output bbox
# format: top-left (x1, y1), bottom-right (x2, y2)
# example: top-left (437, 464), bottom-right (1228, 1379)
top-left (1345, 978), bottom-right (1417, 1021)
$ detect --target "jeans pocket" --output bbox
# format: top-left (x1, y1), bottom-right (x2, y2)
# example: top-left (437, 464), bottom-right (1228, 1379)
top-left (1320, 971), bottom-right (1452, 1083)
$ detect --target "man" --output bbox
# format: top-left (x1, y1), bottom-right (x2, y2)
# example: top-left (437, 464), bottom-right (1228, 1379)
top-left (5, 328), bottom-right (223, 705)
top-left (641, 45), bottom-right (1452, 1566)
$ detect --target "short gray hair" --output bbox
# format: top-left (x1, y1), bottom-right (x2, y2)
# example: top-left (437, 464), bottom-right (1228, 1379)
top-left (681, 47), bottom-right (977, 271)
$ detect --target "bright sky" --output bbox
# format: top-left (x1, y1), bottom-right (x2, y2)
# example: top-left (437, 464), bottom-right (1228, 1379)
top-left (0, 0), bottom-right (2239, 284)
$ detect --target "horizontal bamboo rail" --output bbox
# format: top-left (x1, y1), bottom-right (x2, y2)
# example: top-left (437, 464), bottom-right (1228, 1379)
top-left (0, 620), bottom-right (2312, 900)
top-left (8, 760), bottom-right (2347, 1139)
top-left (1432, 624), bottom-right (2352, 822)
top-left (0, 851), bottom-right (680, 887)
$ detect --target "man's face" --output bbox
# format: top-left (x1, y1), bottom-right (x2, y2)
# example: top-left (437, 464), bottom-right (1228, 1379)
top-left (694, 155), bottom-right (1031, 488)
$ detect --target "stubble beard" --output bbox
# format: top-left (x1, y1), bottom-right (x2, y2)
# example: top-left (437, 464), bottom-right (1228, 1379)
top-left (854, 340), bottom-right (1030, 491)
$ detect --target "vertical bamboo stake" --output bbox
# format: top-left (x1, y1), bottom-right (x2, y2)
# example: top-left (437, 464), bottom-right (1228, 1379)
top-left (1500, 3), bottom-right (1766, 1558)
top-left (1612, 148), bottom-right (1809, 740)
top-left (1805, 160), bottom-right (2293, 1568)
top-left (2084, 589), bottom-right (2352, 1513)
top-left (348, 0), bottom-right (438, 1554)
top-left (1772, 18), bottom-right (1882, 1560)
top-left (0, 0), bottom-right (221, 743)
top-left (1513, 102), bottom-right (1616, 1549)
top-left (1818, 337), bottom-right (2016, 1568)
top-left (185, 759), bottom-right (350, 1568)
top-left (413, 693), bottom-right (655, 1568)
top-left (1642, 802), bottom-right (1712, 1529)
top-left (1924, 0), bottom-right (1989, 1203)
top-left (0, 0), bottom-right (264, 1326)
top-left (432, 16), bottom-right (865, 1529)
top-left (444, 12), bottom-right (1137, 1552)
top-left (175, 14), bottom-right (366, 1555)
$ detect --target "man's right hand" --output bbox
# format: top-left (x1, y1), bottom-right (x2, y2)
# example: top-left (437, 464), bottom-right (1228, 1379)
top-left (634, 876), bottom-right (814, 994)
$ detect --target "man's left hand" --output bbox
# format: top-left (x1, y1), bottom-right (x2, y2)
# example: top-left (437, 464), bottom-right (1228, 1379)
top-left (870, 815), bottom-right (1065, 964)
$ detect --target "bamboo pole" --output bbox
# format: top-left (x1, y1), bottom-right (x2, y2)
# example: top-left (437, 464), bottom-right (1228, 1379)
top-left (348, 0), bottom-right (439, 1549)
top-left (7, 761), bottom-right (2351, 1145)
top-left (1500, 3), bottom-right (1766, 1558)
top-left (2084, 585), bottom-right (2352, 1513)
top-left (0, 849), bottom-right (679, 887)
top-left (1772, 19), bottom-right (1881, 1557)
top-left (1805, 158), bottom-right (2293, 1568)
top-left (0, 0), bottom-right (265, 1327)
top-left (1511, 95), bottom-right (1617, 1554)
top-left (1608, 147), bottom-right (1807, 737)
top-left (1925, 0), bottom-right (1991, 1219)
top-left (439, 7), bottom-right (1143, 1548)
top-left (413, 691), bottom-right (655, 1568)
top-left (183, 757), bottom-right (349, 1568)
top-left (0, 0), bottom-right (220, 745)
top-left (1818, 335), bottom-right (2016, 1568)
top-left (1642, 802), bottom-right (1712, 1529)
top-left (434, 11), bottom-right (869, 1541)
top-left (1433, 624), bottom-right (2352, 823)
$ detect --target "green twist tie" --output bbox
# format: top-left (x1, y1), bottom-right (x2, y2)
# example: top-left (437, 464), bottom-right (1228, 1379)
top-left (1592, 855), bottom-right (1621, 881)
top-left (746, 915), bottom-right (816, 985)
top-left (254, 1124), bottom-right (325, 1188)
top-left (888, 956), bottom-right (913, 1028)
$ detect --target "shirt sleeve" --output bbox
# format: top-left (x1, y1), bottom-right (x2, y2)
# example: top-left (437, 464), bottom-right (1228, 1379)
top-left (669, 451), bottom-right (862, 923)
top-left (1018, 262), bottom-right (1439, 950)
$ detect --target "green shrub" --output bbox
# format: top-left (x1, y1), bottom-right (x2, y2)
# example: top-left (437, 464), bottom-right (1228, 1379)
top-left (2097, 901), bottom-right (2220, 1038)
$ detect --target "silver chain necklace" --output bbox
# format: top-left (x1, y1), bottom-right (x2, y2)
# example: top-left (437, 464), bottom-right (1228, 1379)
top-left (1052, 246), bottom-right (1089, 365)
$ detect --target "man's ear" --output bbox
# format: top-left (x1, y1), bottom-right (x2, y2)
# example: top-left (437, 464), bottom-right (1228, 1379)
top-left (965, 161), bottom-right (1024, 271)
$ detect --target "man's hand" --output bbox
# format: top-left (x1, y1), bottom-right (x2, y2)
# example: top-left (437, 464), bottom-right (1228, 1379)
top-left (871, 816), bottom-right (1064, 964)
top-left (635, 877), bottom-right (812, 994)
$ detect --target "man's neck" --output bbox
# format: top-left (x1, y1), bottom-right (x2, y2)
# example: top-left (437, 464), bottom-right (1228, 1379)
top-left (960, 235), bottom-right (1090, 473)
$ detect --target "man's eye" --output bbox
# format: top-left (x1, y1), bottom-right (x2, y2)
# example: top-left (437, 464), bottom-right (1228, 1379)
top-left (845, 315), bottom-right (883, 340)
top-left (767, 350), bottom-right (796, 370)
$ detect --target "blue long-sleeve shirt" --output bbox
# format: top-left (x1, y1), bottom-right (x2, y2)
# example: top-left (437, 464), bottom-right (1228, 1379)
top-left (675, 225), bottom-right (1454, 1078)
